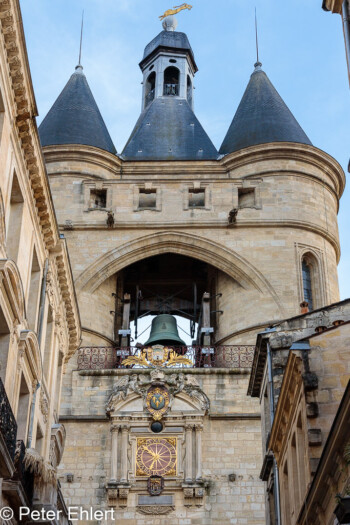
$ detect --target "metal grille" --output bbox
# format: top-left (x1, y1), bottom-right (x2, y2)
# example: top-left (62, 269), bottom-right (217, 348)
top-left (13, 440), bottom-right (34, 505)
top-left (0, 377), bottom-right (17, 461)
top-left (77, 346), bottom-right (255, 370)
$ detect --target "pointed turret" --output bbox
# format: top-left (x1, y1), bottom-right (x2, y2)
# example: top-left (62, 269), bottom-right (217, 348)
top-left (122, 16), bottom-right (217, 161)
top-left (39, 65), bottom-right (116, 154)
top-left (219, 63), bottom-right (312, 155)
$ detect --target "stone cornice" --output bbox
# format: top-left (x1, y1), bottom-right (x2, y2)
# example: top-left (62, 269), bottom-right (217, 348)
top-left (322, 0), bottom-right (343, 13)
top-left (61, 219), bottom-right (341, 262)
top-left (43, 143), bottom-right (345, 204)
top-left (52, 240), bottom-right (81, 361)
top-left (221, 142), bottom-right (346, 199)
top-left (0, 0), bottom-right (81, 360)
top-left (0, 0), bottom-right (59, 251)
top-left (42, 144), bottom-right (122, 177)
top-left (268, 352), bottom-right (304, 463)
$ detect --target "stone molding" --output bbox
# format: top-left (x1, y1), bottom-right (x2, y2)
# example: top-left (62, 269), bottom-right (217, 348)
top-left (43, 143), bottom-right (345, 200)
top-left (136, 505), bottom-right (175, 515)
top-left (74, 231), bottom-right (285, 316)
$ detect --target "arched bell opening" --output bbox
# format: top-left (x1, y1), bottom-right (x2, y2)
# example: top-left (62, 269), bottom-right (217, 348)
top-left (144, 71), bottom-right (156, 108)
top-left (163, 66), bottom-right (180, 96)
top-left (187, 75), bottom-right (193, 107)
top-left (113, 253), bottom-right (218, 348)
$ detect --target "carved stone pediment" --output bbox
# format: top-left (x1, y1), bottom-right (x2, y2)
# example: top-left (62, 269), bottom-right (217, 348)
top-left (106, 371), bottom-right (210, 416)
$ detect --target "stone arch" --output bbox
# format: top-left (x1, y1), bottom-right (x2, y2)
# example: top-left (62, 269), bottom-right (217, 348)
top-left (19, 330), bottom-right (42, 380)
top-left (75, 231), bottom-right (285, 315)
top-left (0, 259), bottom-right (26, 322)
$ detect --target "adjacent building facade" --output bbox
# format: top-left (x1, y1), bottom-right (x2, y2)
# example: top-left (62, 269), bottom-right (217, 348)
top-left (0, 0), bottom-right (80, 521)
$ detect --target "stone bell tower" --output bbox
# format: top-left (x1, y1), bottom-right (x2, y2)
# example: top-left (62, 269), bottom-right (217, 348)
top-left (39, 9), bottom-right (344, 524)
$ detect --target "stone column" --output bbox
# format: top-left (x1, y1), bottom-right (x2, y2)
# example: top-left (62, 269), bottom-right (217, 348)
top-left (195, 424), bottom-right (203, 481)
top-left (120, 425), bottom-right (129, 483)
top-left (185, 423), bottom-right (193, 483)
top-left (110, 424), bottom-right (119, 483)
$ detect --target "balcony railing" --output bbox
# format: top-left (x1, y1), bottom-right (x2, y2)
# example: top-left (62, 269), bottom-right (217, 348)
top-left (0, 377), bottom-right (17, 461)
top-left (77, 346), bottom-right (255, 371)
top-left (13, 440), bottom-right (34, 505)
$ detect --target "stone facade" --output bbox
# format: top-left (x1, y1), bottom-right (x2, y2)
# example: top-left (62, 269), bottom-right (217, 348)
top-left (249, 301), bottom-right (350, 525)
top-left (59, 369), bottom-right (264, 525)
top-left (0, 1), bottom-right (347, 523)
top-left (38, 12), bottom-right (347, 524)
top-left (0, 0), bottom-right (81, 521)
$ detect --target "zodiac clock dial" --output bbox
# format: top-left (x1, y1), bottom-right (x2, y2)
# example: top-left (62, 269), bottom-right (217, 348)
top-left (136, 437), bottom-right (177, 477)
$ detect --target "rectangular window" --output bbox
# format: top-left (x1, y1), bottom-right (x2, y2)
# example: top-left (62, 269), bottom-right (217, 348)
top-left (7, 172), bottom-right (24, 262)
top-left (89, 189), bottom-right (107, 209)
top-left (188, 188), bottom-right (205, 208)
top-left (138, 188), bottom-right (157, 209)
top-left (238, 188), bottom-right (255, 208)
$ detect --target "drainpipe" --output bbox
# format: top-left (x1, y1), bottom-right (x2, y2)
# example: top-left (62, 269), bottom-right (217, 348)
top-left (27, 259), bottom-right (48, 448)
top-left (342, 0), bottom-right (350, 85)
top-left (267, 341), bottom-right (282, 525)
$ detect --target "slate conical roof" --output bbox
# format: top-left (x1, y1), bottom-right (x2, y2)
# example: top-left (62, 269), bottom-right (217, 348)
top-left (122, 97), bottom-right (218, 161)
top-left (39, 65), bottom-right (116, 154)
top-left (219, 63), bottom-right (312, 155)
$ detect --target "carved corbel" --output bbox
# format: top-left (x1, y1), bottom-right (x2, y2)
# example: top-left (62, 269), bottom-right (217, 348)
top-left (183, 486), bottom-right (194, 507)
top-left (107, 487), bottom-right (118, 508)
top-left (118, 487), bottom-right (129, 507)
top-left (195, 487), bottom-right (205, 507)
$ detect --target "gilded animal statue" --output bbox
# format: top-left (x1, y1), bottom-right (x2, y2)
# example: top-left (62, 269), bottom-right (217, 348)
top-left (159, 3), bottom-right (193, 21)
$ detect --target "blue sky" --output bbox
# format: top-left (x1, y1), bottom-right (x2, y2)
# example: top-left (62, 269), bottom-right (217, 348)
top-left (20, 0), bottom-right (350, 300)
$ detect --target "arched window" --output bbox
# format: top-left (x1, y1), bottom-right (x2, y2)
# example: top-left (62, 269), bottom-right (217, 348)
top-left (163, 66), bottom-right (179, 96)
top-left (145, 72), bottom-right (156, 108)
top-left (187, 75), bottom-right (192, 106)
top-left (302, 259), bottom-right (313, 310)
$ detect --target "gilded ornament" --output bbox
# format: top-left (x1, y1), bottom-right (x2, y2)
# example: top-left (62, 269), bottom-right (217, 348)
top-left (159, 3), bottom-right (193, 20)
top-left (145, 385), bottom-right (170, 420)
top-left (121, 345), bottom-right (192, 368)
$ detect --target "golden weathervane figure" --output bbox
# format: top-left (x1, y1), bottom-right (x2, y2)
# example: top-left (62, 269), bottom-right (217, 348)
top-left (159, 3), bottom-right (193, 21)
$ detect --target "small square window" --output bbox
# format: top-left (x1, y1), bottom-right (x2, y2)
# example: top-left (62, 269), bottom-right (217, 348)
top-left (139, 188), bottom-right (157, 209)
top-left (89, 189), bottom-right (107, 209)
top-left (188, 188), bottom-right (205, 208)
top-left (238, 188), bottom-right (255, 208)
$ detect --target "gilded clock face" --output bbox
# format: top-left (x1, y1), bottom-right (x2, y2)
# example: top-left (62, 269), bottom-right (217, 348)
top-left (136, 437), bottom-right (177, 477)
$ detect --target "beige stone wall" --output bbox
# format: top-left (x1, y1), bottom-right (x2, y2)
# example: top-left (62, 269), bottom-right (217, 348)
top-left (44, 142), bottom-right (343, 349)
top-left (59, 370), bottom-right (264, 524)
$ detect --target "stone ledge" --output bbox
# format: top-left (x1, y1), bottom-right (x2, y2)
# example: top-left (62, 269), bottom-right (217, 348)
top-left (209, 413), bottom-right (261, 420)
top-left (77, 368), bottom-right (251, 377)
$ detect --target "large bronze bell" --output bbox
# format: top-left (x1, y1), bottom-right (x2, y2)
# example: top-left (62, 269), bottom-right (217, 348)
top-left (143, 314), bottom-right (186, 347)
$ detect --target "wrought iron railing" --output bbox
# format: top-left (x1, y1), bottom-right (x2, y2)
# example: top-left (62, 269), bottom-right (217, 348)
top-left (164, 83), bottom-right (179, 96)
top-left (13, 440), bottom-right (34, 505)
top-left (0, 377), bottom-right (17, 461)
top-left (77, 346), bottom-right (255, 371)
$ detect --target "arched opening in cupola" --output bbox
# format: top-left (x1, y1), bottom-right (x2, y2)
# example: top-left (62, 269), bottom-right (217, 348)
top-left (163, 66), bottom-right (179, 96)
top-left (145, 72), bottom-right (156, 107)
top-left (187, 75), bottom-right (192, 106)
